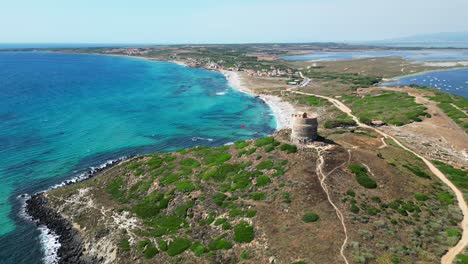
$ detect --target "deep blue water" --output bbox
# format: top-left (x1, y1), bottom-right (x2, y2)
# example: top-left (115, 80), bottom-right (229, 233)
top-left (282, 49), bottom-right (468, 61)
top-left (0, 52), bottom-right (275, 263)
top-left (382, 68), bottom-right (468, 98)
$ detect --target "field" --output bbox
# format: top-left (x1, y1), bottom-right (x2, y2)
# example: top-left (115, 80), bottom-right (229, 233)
top-left (340, 91), bottom-right (428, 126)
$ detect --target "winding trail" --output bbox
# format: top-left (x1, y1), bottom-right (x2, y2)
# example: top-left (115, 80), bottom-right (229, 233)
top-left (309, 145), bottom-right (351, 264)
top-left (450, 103), bottom-right (468, 116)
top-left (287, 87), bottom-right (468, 264)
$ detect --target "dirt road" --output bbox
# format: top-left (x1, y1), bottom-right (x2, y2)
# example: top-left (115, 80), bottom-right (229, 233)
top-left (287, 88), bottom-right (468, 264)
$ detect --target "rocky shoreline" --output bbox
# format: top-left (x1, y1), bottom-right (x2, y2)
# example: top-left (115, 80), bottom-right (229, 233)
top-left (26, 193), bottom-right (97, 264)
top-left (24, 156), bottom-right (131, 264)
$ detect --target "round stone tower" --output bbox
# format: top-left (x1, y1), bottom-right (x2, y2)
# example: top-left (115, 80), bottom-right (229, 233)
top-left (291, 112), bottom-right (318, 144)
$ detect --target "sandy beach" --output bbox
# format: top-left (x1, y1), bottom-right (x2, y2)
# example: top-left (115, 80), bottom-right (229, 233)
top-left (221, 70), bottom-right (296, 130)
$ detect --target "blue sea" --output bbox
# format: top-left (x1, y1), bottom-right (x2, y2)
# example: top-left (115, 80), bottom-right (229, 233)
top-left (0, 52), bottom-right (275, 263)
top-left (382, 68), bottom-right (468, 98)
top-left (282, 49), bottom-right (468, 61)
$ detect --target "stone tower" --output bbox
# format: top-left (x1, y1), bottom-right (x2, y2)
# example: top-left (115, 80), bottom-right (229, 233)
top-left (291, 112), bottom-right (318, 144)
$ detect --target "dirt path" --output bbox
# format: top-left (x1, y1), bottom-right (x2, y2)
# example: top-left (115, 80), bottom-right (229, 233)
top-left (451, 103), bottom-right (468, 116)
top-left (287, 88), bottom-right (468, 264)
top-left (309, 144), bottom-right (351, 264)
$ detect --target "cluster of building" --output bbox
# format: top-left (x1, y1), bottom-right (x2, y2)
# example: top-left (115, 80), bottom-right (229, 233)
top-left (102, 48), bottom-right (149, 56)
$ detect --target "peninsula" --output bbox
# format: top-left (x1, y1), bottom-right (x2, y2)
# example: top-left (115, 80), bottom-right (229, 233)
top-left (24, 43), bottom-right (468, 264)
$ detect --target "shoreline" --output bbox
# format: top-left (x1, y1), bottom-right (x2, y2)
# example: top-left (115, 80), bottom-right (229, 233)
top-left (220, 70), bottom-right (296, 130)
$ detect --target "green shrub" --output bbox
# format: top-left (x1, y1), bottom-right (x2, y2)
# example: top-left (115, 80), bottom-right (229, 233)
top-left (302, 212), bottom-right (320, 223)
top-left (146, 157), bottom-right (163, 170)
top-left (179, 158), bottom-right (200, 168)
top-left (234, 140), bottom-right (250, 149)
top-left (136, 240), bottom-right (150, 252)
top-left (246, 209), bottom-right (257, 217)
top-left (202, 152), bottom-right (232, 165)
top-left (214, 218), bottom-right (227, 226)
top-left (229, 208), bottom-right (244, 217)
top-left (350, 204), bottom-right (360, 214)
top-left (280, 143), bottom-right (298, 153)
top-left (117, 238), bottom-right (130, 251)
top-left (208, 237), bottom-right (233, 250)
top-left (175, 180), bottom-right (196, 192)
top-left (455, 253), bottom-right (468, 263)
top-left (414, 193), bottom-right (429, 201)
top-left (106, 177), bottom-right (125, 200)
top-left (174, 200), bottom-right (195, 217)
top-left (250, 192), bottom-right (266, 201)
top-left (264, 145), bottom-right (275, 152)
top-left (212, 192), bottom-right (227, 206)
top-left (432, 160), bottom-right (468, 193)
top-left (158, 240), bottom-right (168, 251)
top-left (437, 192), bottom-right (455, 205)
top-left (446, 227), bottom-right (461, 237)
top-left (167, 237), bottom-right (191, 256)
top-left (132, 191), bottom-right (170, 218)
top-left (240, 250), bottom-right (251, 259)
top-left (292, 261), bottom-right (307, 264)
top-left (256, 175), bottom-right (271, 187)
top-left (324, 119), bottom-right (356, 128)
top-left (202, 163), bottom-right (242, 182)
top-left (255, 137), bottom-right (275, 147)
top-left (127, 162), bottom-right (142, 170)
top-left (256, 160), bottom-right (274, 170)
top-left (282, 192), bottom-right (292, 203)
top-left (348, 164), bottom-right (377, 189)
top-left (346, 189), bottom-right (356, 197)
top-left (190, 241), bottom-right (206, 257)
top-left (159, 173), bottom-right (181, 186)
top-left (144, 243), bottom-right (158, 259)
top-left (234, 221), bottom-right (255, 243)
top-left (149, 215), bottom-right (186, 236)
top-left (403, 164), bottom-right (431, 179)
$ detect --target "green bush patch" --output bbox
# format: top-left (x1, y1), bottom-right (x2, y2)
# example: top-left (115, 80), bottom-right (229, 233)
top-left (144, 242), bottom-right (159, 258)
top-left (175, 180), bottom-right (196, 192)
top-left (233, 221), bottom-right (255, 243)
top-left (254, 137), bottom-right (275, 147)
top-left (117, 238), bottom-right (130, 251)
top-left (250, 192), bottom-right (266, 201)
top-left (256, 160), bottom-right (274, 170)
top-left (190, 241), bottom-right (206, 257)
top-left (208, 236), bottom-right (233, 250)
top-left (437, 192), bottom-right (455, 205)
top-left (279, 143), bottom-right (298, 153)
top-left (348, 164), bottom-right (377, 189)
top-left (179, 158), bottom-right (200, 168)
top-left (414, 193), bottom-right (429, 201)
top-left (302, 212), bottom-right (320, 223)
top-left (256, 175), bottom-right (271, 187)
top-left (167, 237), bottom-right (191, 256)
top-left (403, 164), bottom-right (431, 179)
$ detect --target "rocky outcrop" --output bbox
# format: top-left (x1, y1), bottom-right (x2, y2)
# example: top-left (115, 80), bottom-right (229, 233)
top-left (26, 193), bottom-right (98, 264)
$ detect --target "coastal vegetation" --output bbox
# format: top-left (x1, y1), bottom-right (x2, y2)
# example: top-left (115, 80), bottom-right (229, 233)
top-left (341, 91), bottom-right (428, 126)
top-left (303, 71), bottom-right (382, 88)
top-left (428, 90), bottom-right (468, 132)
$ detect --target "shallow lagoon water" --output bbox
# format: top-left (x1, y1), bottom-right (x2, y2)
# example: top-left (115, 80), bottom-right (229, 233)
top-left (0, 52), bottom-right (275, 263)
top-left (382, 68), bottom-right (468, 98)
top-left (282, 49), bottom-right (468, 61)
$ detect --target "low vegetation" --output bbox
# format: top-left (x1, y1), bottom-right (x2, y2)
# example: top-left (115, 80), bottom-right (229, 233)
top-left (342, 91), bottom-right (428, 126)
top-left (348, 164), bottom-right (377, 189)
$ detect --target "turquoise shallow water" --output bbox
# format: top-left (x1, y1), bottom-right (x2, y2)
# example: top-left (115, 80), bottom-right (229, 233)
top-left (0, 52), bottom-right (275, 263)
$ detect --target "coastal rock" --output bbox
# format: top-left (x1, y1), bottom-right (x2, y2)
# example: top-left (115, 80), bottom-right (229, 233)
top-left (26, 193), bottom-right (99, 264)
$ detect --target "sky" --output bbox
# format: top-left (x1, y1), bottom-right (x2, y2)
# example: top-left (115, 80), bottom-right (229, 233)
top-left (1, 0), bottom-right (468, 44)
